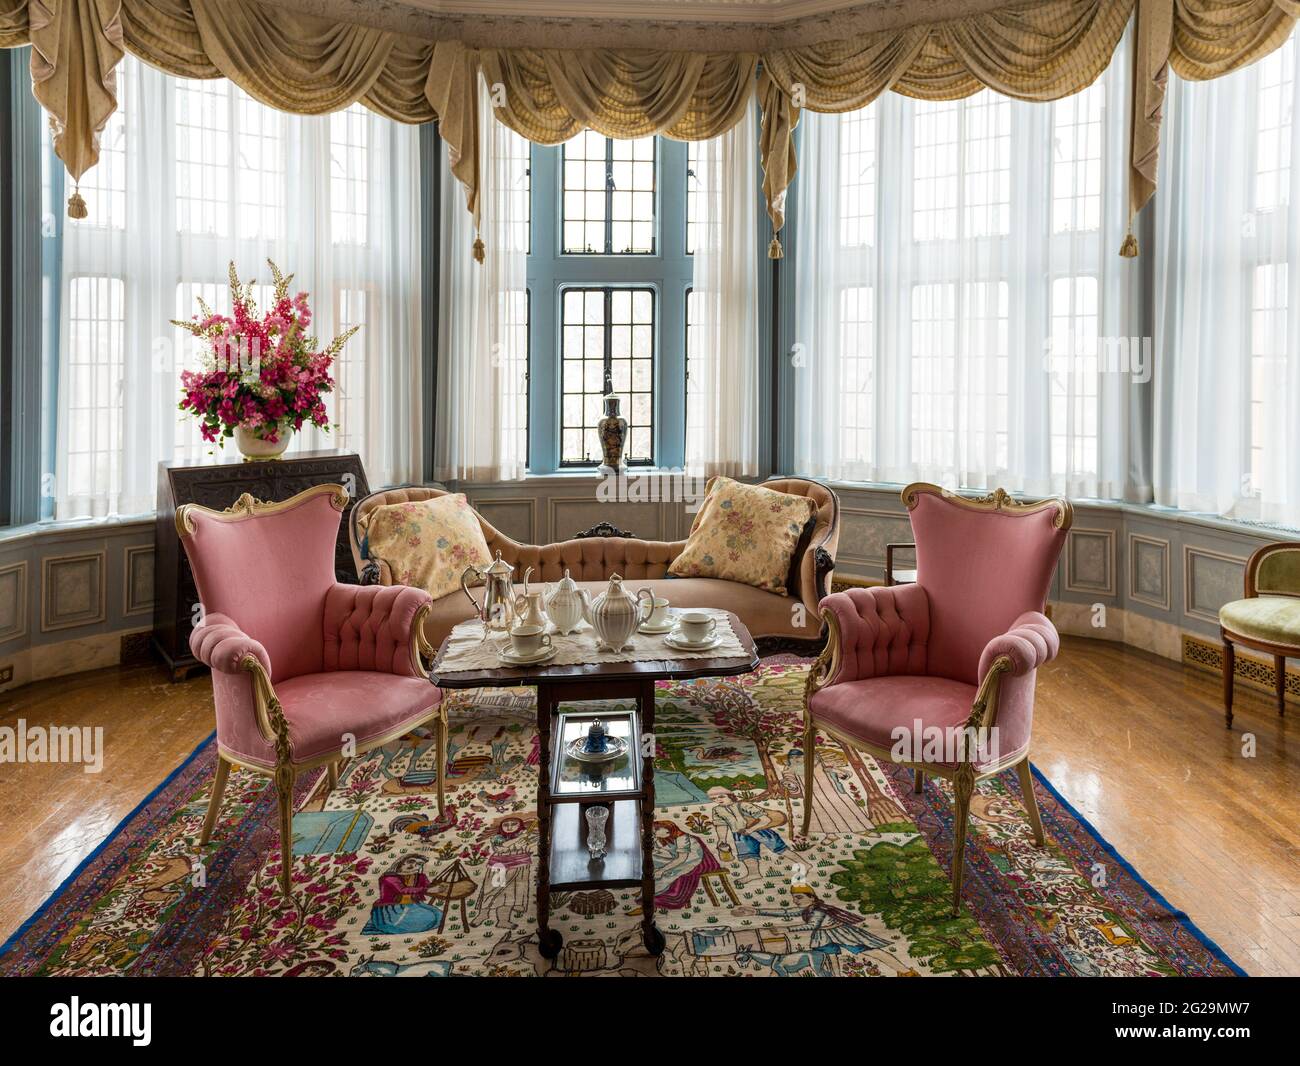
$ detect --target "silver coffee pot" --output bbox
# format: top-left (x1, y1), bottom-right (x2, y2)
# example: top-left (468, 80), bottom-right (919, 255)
top-left (461, 551), bottom-right (533, 634)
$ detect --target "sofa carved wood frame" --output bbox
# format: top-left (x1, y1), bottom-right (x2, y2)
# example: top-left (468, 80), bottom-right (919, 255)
top-left (802, 483), bottom-right (1073, 916)
top-left (177, 485), bottom-right (447, 896)
top-left (1219, 541), bottom-right (1300, 729)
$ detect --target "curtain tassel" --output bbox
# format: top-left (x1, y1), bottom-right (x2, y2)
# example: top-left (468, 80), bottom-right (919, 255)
top-left (472, 236), bottom-right (485, 264)
top-left (67, 187), bottom-right (88, 220)
top-left (1119, 231), bottom-right (1138, 258)
top-left (768, 235), bottom-right (783, 259)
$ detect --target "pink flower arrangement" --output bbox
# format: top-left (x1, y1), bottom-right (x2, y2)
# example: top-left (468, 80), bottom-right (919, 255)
top-left (175, 260), bottom-right (357, 447)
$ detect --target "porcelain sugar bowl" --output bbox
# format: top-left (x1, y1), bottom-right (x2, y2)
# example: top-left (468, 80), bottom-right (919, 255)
top-left (543, 569), bottom-right (586, 635)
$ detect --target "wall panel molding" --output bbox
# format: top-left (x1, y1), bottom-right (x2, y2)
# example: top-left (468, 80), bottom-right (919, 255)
top-left (470, 495), bottom-right (539, 545)
top-left (123, 544), bottom-right (155, 617)
top-left (546, 496), bottom-right (667, 542)
top-left (0, 560), bottom-right (28, 642)
top-left (836, 505), bottom-right (912, 571)
top-left (1128, 532), bottom-right (1170, 611)
top-left (41, 550), bottom-right (107, 632)
top-left (1183, 545), bottom-right (1247, 626)
top-left (1066, 527), bottom-right (1116, 597)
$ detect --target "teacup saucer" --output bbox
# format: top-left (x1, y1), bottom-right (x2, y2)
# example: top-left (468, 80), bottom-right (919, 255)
top-left (498, 644), bottom-right (557, 666)
top-left (638, 617), bottom-right (677, 635)
top-left (664, 630), bottom-right (722, 652)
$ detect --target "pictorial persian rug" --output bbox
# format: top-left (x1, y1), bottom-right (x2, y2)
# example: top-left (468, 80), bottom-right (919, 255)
top-left (0, 664), bottom-right (1242, 977)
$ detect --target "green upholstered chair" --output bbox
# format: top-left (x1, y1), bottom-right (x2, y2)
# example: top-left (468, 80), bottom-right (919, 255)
top-left (1219, 542), bottom-right (1300, 728)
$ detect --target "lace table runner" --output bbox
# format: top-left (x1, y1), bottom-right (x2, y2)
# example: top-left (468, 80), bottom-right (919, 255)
top-left (436, 608), bottom-right (747, 674)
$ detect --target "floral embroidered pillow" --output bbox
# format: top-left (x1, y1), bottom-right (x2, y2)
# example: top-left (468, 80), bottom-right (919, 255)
top-left (359, 494), bottom-right (492, 600)
top-left (668, 477), bottom-right (817, 595)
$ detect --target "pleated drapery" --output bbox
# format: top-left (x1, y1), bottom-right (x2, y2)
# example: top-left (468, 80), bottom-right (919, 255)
top-left (4, 0), bottom-right (1300, 256)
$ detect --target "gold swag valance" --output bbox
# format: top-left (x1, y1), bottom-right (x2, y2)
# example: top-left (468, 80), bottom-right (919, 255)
top-left (1, 0), bottom-right (1298, 259)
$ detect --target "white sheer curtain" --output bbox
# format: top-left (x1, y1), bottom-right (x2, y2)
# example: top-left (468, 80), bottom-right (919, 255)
top-left (435, 78), bottom-right (529, 483)
top-left (685, 100), bottom-right (761, 478)
top-left (1154, 31), bottom-right (1300, 525)
top-left (50, 55), bottom-right (422, 518)
top-left (792, 30), bottom-right (1140, 499)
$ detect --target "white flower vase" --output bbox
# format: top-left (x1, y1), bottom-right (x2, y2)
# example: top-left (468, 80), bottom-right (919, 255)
top-left (234, 424), bottom-right (292, 461)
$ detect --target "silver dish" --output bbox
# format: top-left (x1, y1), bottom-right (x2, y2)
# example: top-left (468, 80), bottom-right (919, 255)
top-left (565, 735), bottom-right (629, 765)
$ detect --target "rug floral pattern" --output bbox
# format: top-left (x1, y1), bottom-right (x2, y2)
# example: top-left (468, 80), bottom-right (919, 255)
top-left (0, 665), bottom-right (1236, 977)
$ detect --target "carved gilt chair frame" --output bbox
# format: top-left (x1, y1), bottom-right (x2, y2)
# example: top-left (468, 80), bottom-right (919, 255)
top-left (802, 483), bottom-right (1073, 915)
top-left (178, 484), bottom-right (446, 896)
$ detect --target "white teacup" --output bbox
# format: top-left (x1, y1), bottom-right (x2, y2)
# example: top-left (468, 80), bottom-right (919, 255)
top-left (676, 611), bottom-right (717, 645)
top-left (509, 624), bottom-right (552, 657)
top-left (643, 597), bottom-right (672, 628)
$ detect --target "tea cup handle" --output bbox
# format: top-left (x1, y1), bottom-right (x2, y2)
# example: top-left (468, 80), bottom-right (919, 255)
top-left (540, 633), bottom-right (552, 648)
top-left (637, 587), bottom-right (655, 625)
top-left (706, 616), bottom-right (717, 638)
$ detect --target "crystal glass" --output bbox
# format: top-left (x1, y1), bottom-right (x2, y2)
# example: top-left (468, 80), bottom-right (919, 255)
top-left (585, 805), bottom-right (609, 859)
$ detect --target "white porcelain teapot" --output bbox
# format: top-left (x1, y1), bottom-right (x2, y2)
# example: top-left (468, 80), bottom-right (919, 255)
top-left (580, 574), bottom-right (654, 652)
top-left (543, 569), bottom-right (586, 635)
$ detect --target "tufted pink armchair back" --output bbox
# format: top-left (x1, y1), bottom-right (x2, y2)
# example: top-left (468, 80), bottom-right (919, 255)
top-left (906, 485), bottom-right (1071, 686)
top-left (180, 487), bottom-right (345, 683)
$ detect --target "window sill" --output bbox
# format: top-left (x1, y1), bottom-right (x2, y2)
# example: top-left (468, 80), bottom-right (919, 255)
top-left (0, 511), bottom-right (154, 546)
top-left (818, 478), bottom-right (1300, 541)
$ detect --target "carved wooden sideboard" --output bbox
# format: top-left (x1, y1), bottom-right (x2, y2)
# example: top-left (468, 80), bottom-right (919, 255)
top-left (152, 450), bottom-right (369, 681)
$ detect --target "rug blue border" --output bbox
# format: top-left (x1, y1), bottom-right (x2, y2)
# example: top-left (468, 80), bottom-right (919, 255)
top-left (0, 729), bottom-right (1248, 976)
top-left (1029, 763), bottom-right (1248, 977)
top-left (0, 729), bottom-right (217, 961)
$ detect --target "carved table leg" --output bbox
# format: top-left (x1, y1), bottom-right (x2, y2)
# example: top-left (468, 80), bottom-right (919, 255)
top-left (535, 683), bottom-right (563, 959)
top-left (638, 678), bottom-right (665, 955)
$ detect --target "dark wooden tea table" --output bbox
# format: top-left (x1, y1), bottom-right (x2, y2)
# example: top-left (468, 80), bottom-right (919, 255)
top-left (430, 612), bottom-right (759, 957)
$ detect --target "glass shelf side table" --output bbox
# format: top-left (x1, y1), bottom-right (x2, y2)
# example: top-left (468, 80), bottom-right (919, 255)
top-left (549, 709), bottom-right (645, 904)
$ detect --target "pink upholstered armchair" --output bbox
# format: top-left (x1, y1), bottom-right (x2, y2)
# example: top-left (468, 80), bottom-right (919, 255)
top-left (802, 483), bottom-right (1072, 914)
top-left (178, 483), bottom-right (445, 896)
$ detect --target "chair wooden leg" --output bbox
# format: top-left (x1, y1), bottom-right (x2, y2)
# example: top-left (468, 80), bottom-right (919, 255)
top-left (435, 707), bottom-right (448, 817)
top-left (801, 711), bottom-right (816, 836)
top-left (326, 760), bottom-right (339, 791)
top-left (1016, 759), bottom-right (1045, 846)
top-left (1275, 655), bottom-right (1287, 717)
top-left (913, 768), bottom-right (924, 794)
top-left (1222, 638), bottom-right (1235, 728)
top-left (199, 757), bottom-right (230, 848)
top-left (951, 765), bottom-right (975, 917)
top-left (275, 767), bottom-right (295, 896)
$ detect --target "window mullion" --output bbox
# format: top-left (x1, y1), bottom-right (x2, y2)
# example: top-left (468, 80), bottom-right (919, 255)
top-left (602, 287), bottom-right (614, 396)
top-left (604, 139), bottom-right (614, 254)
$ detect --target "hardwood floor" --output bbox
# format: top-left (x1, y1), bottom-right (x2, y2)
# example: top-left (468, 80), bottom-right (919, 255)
top-left (1032, 639), bottom-right (1299, 977)
top-left (0, 636), bottom-right (1296, 975)
top-left (0, 665), bottom-right (214, 949)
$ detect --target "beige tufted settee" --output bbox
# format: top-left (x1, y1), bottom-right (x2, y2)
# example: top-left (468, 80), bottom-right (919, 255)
top-left (349, 477), bottom-right (840, 654)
